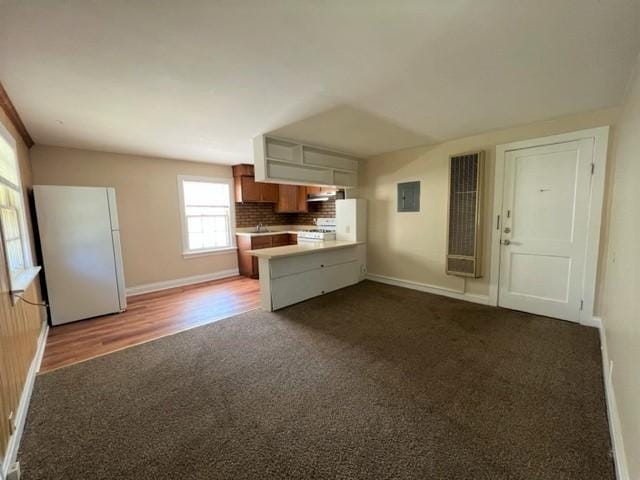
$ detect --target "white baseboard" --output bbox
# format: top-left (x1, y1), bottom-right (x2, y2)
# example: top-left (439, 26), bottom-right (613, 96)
top-left (597, 317), bottom-right (630, 480)
top-left (1, 322), bottom-right (48, 479)
top-left (126, 269), bottom-right (240, 297)
top-left (580, 315), bottom-right (602, 328)
top-left (365, 273), bottom-right (490, 305)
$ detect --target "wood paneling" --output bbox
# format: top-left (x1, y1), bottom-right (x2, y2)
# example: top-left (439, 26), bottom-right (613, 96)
top-left (0, 81), bottom-right (33, 148)
top-left (0, 283), bottom-right (44, 457)
top-left (0, 99), bottom-right (44, 460)
top-left (40, 276), bottom-right (260, 373)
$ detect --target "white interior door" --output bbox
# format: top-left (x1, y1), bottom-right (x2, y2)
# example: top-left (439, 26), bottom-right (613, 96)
top-left (498, 139), bottom-right (594, 322)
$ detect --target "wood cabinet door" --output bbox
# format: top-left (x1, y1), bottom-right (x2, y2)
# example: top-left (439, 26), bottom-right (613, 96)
top-left (275, 184), bottom-right (297, 212)
top-left (251, 235), bottom-right (273, 249)
top-left (260, 182), bottom-right (279, 203)
top-left (248, 235), bottom-right (273, 279)
top-left (236, 235), bottom-right (253, 277)
top-left (251, 257), bottom-right (259, 278)
top-left (271, 234), bottom-right (290, 247)
top-left (297, 187), bottom-right (308, 212)
top-left (240, 176), bottom-right (261, 202)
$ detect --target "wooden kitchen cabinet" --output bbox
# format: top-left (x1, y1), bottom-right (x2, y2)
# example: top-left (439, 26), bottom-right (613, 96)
top-left (236, 233), bottom-right (297, 278)
top-left (238, 175), bottom-right (261, 202)
top-left (232, 164), bottom-right (279, 203)
top-left (260, 182), bottom-right (279, 203)
top-left (275, 184), bottom-right (308, 213)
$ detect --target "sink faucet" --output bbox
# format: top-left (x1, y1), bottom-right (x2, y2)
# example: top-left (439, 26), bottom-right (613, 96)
top-left (257, 223), bottom-right (266, 233)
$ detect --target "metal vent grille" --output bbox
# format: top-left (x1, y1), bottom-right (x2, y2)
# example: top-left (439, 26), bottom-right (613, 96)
top-left (447, 151), bottom-right (484, 277)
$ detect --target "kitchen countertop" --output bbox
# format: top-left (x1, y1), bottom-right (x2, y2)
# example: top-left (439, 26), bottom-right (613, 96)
top-left (248, 240), bottom-right (364, 259)
top-left (235, 225), bottom-right (315, 237)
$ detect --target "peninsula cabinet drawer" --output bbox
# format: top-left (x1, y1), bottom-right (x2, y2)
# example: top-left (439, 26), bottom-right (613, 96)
top-left (271, 261), bottom-right (359, 310)
top-left (270, 247), bottom-right (357, 279)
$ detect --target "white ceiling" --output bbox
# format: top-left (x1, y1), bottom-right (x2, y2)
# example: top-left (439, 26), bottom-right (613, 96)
top-left (0, 0), bottom-right (638, 164)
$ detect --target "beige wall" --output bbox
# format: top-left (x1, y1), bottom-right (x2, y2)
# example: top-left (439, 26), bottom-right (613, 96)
top-left (30, 146), bottom-right (238, 288)
top-left (598, 57), bottom-right (640, 478)
top-left (362, 106), bottom-right (622, 299)
top-left (0, 108), bottom-right (45, 457)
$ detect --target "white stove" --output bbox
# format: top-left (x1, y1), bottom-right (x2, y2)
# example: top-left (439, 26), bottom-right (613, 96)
top-left (297, 218), bottom-right (336, 242)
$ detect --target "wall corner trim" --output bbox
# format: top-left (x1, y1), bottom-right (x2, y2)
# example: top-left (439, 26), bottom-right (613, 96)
top-left (125, 269), bottom-right (240, 297)
top-left (596, 317), bottom-right (630, 480)
top-left (0, 81), bottom-right (34, 148)
top-left (1, 322), bottom-right (48, 479)
top-left (365, 273), bottom-right (490, 305)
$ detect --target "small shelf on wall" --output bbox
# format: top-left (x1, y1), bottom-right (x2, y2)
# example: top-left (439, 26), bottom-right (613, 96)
top-left (267, 160), bottom-right (334, 185)
top-left (265, 138), bottom-right (303, 164)
top-left (254, 135), bottom-right (360, 188)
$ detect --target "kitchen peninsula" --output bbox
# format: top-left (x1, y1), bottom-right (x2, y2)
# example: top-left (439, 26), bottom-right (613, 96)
top-left (249, 198), bottom-right (367, 311)
top-left (249, 239), bottom-right (366, 311)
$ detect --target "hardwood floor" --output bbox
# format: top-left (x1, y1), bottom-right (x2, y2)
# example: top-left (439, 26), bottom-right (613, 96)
top-left (40, 276), bottom-right (260, 373)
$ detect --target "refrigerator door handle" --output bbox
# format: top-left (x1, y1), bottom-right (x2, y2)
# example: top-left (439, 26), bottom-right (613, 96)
top-left (107, 188), bottom-right (120, 230)
top-left (111, 230), bottom-right (127, 311)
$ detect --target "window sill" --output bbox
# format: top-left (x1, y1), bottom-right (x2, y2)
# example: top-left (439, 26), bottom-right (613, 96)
top-left (10, 266), bottom-right (41, 294)
top-left (182, 247), bottom-right (237, 258)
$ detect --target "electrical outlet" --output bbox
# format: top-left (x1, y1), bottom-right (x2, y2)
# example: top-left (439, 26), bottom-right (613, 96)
top-left (7, 461), bottom-right (21, 480)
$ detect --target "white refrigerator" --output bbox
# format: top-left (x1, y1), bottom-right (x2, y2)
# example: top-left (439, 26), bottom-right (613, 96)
top-left (34, 185), bottom-right (127, 325)
top-left (336, 198), bottom-right (367, 242)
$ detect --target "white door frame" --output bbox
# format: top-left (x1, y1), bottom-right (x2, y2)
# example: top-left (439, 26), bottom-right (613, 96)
top-left (488, 126), bottom-right (610, 326)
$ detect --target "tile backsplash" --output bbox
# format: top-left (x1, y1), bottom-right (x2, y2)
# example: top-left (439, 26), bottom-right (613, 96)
top-left (235, 199), bottom-right (336, 228)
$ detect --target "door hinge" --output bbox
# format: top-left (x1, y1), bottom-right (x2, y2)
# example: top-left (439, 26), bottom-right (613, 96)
top-left (591, 163), bottom-right (595, 175)
top-left (580, 300), bottom-right (584, 310)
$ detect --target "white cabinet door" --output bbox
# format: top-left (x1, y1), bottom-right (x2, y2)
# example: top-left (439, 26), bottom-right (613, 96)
top-left (271, 260), bottom-right (359, 310)
top-left (498, 139), bottom-right (593, 321)
top-left (270, 248), bottom-right (357, 279)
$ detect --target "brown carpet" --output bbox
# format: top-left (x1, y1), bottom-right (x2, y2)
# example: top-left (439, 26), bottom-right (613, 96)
top-left (19, 281), bottom-right (613, 479)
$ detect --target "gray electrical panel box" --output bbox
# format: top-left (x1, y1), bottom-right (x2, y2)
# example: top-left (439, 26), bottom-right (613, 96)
top-left (397, 181), bottom-right (420, 212)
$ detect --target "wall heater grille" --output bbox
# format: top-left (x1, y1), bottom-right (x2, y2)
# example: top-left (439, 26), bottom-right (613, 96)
top-left (447, 151), bottom-right (484, 277)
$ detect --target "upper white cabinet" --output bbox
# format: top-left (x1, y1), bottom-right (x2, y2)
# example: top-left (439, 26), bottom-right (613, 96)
top-left (253, 135), bottom-right (360, 188)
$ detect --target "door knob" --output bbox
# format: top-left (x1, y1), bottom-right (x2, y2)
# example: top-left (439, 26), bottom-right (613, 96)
top-left (502, 239), bottom-right (511, 245)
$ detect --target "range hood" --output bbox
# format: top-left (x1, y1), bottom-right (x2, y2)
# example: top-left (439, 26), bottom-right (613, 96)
top-left (306, 189), bottom-right (344, 202)
top-left (307, 191), bottom-right (336, 202)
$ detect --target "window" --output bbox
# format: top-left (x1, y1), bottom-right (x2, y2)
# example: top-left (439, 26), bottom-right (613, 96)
top-left (178, 176), bottom-right (236, 255)
top-left (0, 121), bottom-right (34, 292)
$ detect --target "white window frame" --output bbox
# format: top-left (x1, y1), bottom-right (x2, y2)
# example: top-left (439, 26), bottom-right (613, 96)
top-left (177, 175), bottom-right (237, 257)
top-left (0, 121), bottom-right (39, 295)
